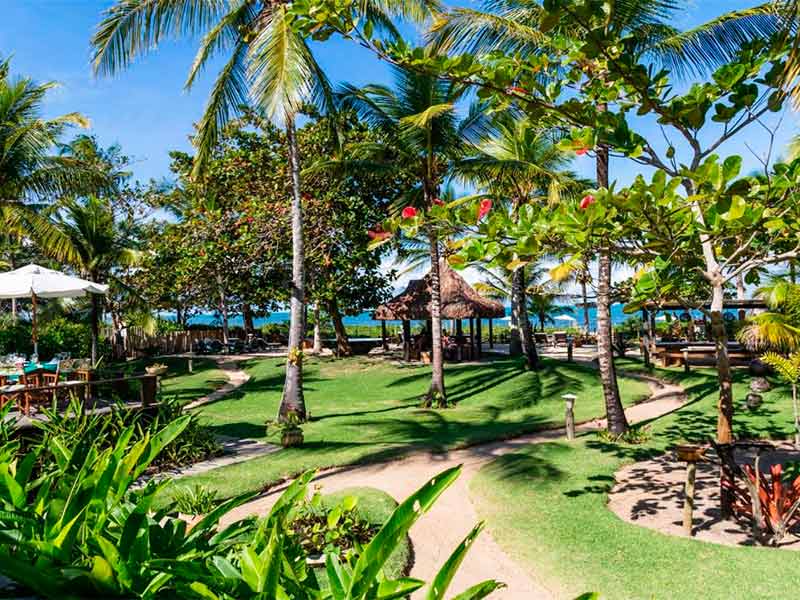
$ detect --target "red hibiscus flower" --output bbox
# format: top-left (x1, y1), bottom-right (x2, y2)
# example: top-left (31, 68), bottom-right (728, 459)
top-left (246, 216), bottom-right (254, 224)
top-left (432, 198), bottom-right (444, 206)
top-left (580, 194), bottom-right (596, 210)
top-left (575, 146), bottom-right (590, 156)
top-left (477, 198), bottom-right (492, 221)
top-left (401, 206), bottom-right (417, 219)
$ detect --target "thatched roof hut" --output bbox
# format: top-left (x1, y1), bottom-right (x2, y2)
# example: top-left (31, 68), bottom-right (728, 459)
top-left (373, 261), bottom-right (505, 321)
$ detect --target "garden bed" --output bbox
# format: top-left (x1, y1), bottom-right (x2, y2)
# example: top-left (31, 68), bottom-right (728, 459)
top-left (608, 444), bottom-right (800, 549)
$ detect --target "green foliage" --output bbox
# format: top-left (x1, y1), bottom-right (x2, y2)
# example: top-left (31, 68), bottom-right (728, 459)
top-left (761, 352), bottom-right (800, 385)
top-left (173, 485), bottom-right (219, 516)
top-left (1, 400), bottom-right (499, 599)
top-left (596, 424), bottom-right (651, 445)
top-left (0, 315), bottom-right (106, 360)
top-left (290, 492), bottom-right (374, 561)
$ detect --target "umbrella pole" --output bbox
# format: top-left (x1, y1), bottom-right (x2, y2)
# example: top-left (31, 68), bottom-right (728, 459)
top-left (32, 292), bottom-right (38, 357)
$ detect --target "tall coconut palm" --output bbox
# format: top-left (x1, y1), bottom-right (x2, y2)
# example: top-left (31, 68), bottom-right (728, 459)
top-left (432, 0), bottom-right (782, 435)
top-left (455, 114), bottom-right (584, 368)
top-left (91, 0), bottom-right (436, 421)
top-left (0, 56), bottom-right (101, 256)
top-left (338, 61), bottom-right (471, 406)
top-left (47, 196), bottom-right (139, 365)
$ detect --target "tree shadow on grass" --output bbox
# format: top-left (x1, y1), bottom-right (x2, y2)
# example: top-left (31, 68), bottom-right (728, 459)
top-left (477, 443), bottom-right (568, 485)
top-left (209, 422), bottom-right (267, 439)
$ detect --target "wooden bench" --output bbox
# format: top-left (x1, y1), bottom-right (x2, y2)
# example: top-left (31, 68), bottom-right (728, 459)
top-left (656, 344), bottom-right (753, 370)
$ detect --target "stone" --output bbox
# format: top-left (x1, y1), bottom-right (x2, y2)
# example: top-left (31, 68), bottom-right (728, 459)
top-left (750, 376), bottom-right (771, 393)
top-left (746, 392), bottom-right (763, 409)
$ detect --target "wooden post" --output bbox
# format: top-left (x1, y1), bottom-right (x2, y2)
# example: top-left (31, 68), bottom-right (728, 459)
top-left (402, 320), bottom-right (411, 361)
top-left (476, 318), bottom-right (482, 358)
top-left (141, 375), bottom-right (158, 406)
top-left (455, 319), bottom-right (464, 362)
top-left (188, 354), bottom-right (194, 373)
top-left (683, 462), bottom-right (697, 536)
top-left (468, 318), bottom-right (474, 360)
top-left (381, 320), bottom-right (388, 351)
top-left (488, 318), bottom-right (494, 349)
top-left (567, 339), bottom-right (573, 362)
top-left (563, 394), bottom-right (576, 440)
top-left (683, 348), bottom-right (690, 373)
top-left (642, 309), bottom-right (651, 369)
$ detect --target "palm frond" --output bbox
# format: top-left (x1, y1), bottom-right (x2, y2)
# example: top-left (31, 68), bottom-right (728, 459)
top-left (92, 0), bottom-right (226, 76)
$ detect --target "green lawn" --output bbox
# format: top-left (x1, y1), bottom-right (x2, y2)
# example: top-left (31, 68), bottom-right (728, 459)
top-left (470, 363), bottom-right (800, 599)
top-left (107, 356), bottom-right (228, 405)
top-left (174, 355), bottom-right (650, 500)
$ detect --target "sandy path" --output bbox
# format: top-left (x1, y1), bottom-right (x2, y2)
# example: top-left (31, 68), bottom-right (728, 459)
top-left (222, 373), bottom-right (687, 599)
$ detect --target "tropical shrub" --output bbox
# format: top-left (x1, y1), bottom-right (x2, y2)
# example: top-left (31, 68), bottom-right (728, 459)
top-left (0, 416), bottom-right (503, 599)
top-left (728, 461), bottom-right (800, 544)
top-left (173, 484), bottom-right (219, 516)
top-left (0, 315), bottom-right (112, 360)
top-left (290, 491), bottom-right (375, 561)
top-left (33, 396), bottom-right (222, 472)
top-left (149, 399), bottom-right (222, 470)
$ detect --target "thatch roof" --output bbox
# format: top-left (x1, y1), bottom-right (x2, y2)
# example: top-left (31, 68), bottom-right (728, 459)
top-left (373, 261), bottom-right (506, 321)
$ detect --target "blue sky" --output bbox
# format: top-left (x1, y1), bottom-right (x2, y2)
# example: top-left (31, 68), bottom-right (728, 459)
top-left (1, 0), bottom-right (797, 186)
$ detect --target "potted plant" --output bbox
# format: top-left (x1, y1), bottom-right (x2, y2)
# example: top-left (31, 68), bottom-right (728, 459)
top-left (145, 362), bottom-right (168, 377)
top-left (267, 411), bottom-right (304, 447)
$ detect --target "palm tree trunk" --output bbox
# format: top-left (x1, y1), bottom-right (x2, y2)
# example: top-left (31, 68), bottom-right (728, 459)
top-left (217, 278), bottom-right (229, 345)
top-left (278, 114), bottom-right (306, 422)
top-left (313, 303), bottom-right (323, 354)
top-left (509, 273), bottom-right (523, 356)
top-left (425, 230), bottom-right (446, 407)
top-left (512, 267), bottom-right (538, 369)
top-left (596, 144), bottom-right (628, 435)
top-left (328, 299), bottom-right (352, 357)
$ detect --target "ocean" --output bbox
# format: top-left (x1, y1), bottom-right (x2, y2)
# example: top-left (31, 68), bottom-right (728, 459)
top-left (175, 303), bottom-right (647, 331)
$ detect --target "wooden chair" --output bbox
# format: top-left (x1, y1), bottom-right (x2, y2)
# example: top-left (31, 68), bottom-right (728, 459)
top-left (18, 369), bottom-right (52, 416)
top-left (42, 362), bottom-right (61, 386)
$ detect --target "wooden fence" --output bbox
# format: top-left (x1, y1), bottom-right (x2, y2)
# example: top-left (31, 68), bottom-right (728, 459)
top-left (109, 327), bottom-right (225, 357)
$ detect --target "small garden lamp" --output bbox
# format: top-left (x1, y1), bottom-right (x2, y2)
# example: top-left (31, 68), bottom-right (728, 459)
top-left (562, 393), bottom-right (577, 440)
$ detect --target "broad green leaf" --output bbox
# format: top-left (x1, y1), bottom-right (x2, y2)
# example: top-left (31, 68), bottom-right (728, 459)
top-left (348, 466), bottom-right (461, 597)
top-left (448, 580), bottom-right (506, 600)
top-left (425, 522), bottom-right (485, 600)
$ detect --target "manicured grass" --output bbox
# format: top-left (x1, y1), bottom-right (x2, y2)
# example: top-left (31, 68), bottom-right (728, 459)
top-left (470, 363), bottom-right (800, 599)
top-left (173, 355), bottom-right (650, 501)
top-left (108, 356), bottom-right (227, 404)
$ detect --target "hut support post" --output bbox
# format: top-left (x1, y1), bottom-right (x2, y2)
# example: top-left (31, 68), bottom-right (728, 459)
top-left (489, 318), bottom-right (494, 349)
top-left (469, 318), bottom-right (474, 360)
top-left (476, 318), bottom-right (482, 358)
top-left (402, 321), bottom-right (411, 361)
top-left (381, 320), bottom-right (388, 351)
top-left (455, 319), bottom-right (463, 362)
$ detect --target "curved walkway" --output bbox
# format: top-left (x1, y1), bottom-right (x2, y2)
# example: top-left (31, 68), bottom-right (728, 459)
top-left (222, 374), bottom-right (687, 599)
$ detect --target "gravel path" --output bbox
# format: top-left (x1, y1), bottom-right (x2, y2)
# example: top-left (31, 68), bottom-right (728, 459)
top-left (221, 373), bottom-right (687, 599)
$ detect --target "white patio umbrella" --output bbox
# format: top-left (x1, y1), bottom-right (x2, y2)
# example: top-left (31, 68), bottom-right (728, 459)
top-left (553, 314), bottom-right (577, 323)
top-left (0, 264), bottom-right (108, 355)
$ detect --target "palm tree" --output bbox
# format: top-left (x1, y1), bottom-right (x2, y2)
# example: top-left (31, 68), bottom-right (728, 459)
top-left (0, 56), bottom-right (101, 257)
top-left (431, 0), bottom-right (782, 435)
top-left (739, 277), bottom-right (800, 445)
top-left (338, 61), bottom-right (471, 406)
top-left (47, 196), bottom-right (139, 365)
top-left (91, 0), bottom-right (436, 421)
top-left (455, 114), bottom-right (584, 368)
